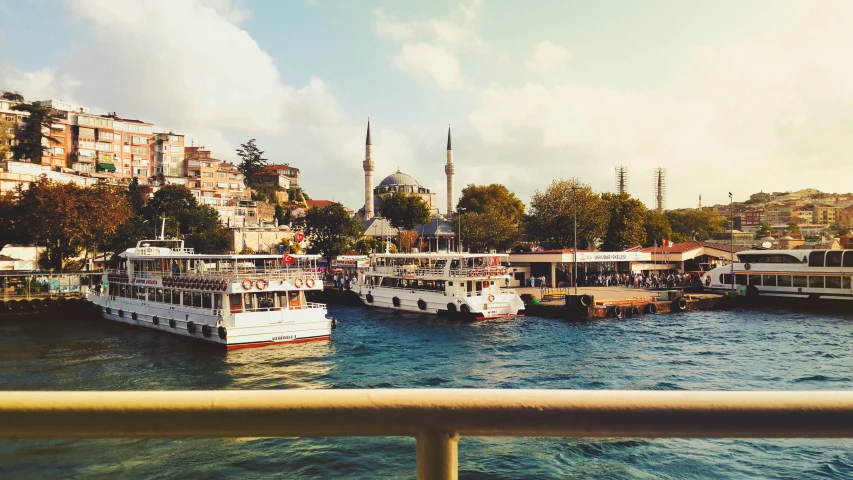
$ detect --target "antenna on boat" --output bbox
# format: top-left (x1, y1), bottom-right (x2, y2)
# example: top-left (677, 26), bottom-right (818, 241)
top-left (160, 217), bottom-right (166, 240)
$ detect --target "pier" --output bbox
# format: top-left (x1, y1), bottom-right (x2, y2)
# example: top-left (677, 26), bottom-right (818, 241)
top-left (0, 271), bottom-right (100, 314)
top-left (519, 286), bottom-right (724, 319)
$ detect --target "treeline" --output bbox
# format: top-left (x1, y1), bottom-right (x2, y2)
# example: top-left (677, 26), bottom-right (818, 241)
top-left (0, 178), bottom-right (230, 270)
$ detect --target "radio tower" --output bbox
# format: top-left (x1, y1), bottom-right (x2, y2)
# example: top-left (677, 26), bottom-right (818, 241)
top-left (653, 167), bottom-right (666, 212)
top-left (615, 166), bottom-right (628, 194)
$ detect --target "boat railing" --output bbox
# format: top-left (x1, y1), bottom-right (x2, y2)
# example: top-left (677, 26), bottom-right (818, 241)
top-left (4, 390), bottom-right (850, 479)
top-left (110, 269), bottom-right (322, 283)
top-left (234, 302), bottom-right (326, 313)
top-left (361, 284), bottom-right (449, 295)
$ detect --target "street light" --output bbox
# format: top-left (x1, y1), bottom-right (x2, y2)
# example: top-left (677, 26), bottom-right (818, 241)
top-left (729, 192), bottom-right (734, 291)
top-left (570, 180), bottom-right (579, 295)
top-left (458, 207), bottom-right (466, 253)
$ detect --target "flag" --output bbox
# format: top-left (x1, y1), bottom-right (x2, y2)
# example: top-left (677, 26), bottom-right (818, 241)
top-left (491, 256), bottom-right (500, 265)
top-left (282, 253), bottom-right (296, 265)
top-left (295, 232), bottom-right (305, 243)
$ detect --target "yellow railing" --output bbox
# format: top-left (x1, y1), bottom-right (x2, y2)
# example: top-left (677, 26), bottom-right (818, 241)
top-left (2, 389), bottom-right (853, 480)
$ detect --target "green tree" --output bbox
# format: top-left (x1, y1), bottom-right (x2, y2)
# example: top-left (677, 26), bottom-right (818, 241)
top-left (453, 206), bottom-right (521, 252)
top-left (665, 209), bottom-right (727, 242)
top-left (274, 205), bottom-right (292, 226)
top-left (15, 178), bottom-right (86, 269)
top-left (298, 203), bottom-right (365, 261)
top-left (353, 237), bottom-right (377, 254)
top-left (456, 184), bottom-right (525, 224)
top-left (236, 139), bottom-right (268, 187)
top-left (643, 210), bottom-right (674, 247)
top-left (787, 222), bottom-right (800, 234)
top-left (600, 192), bottom-right (648, 251)
top-left (378, 190), bottom-right (431, 230)
top-left (0, 191), bottom-right (21, 248)
top-left (527, 179), bottom-right (605, 250)
top-left (756, 223), bottom-right (773, 237)
top-left (127, 177), bottom-right (145, 214)
top-left (10, 98), bottom-right (62, 162)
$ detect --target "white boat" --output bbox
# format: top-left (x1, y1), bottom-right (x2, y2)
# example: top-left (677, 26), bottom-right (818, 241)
top-left (356, 253), bottom-right (525, 319)
top-left (87, 239), bottom-right (336, 350)
top-left (704, 249), bottom-right (853, 301)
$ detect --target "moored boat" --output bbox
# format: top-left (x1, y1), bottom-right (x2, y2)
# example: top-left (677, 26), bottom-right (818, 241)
top-left (87, 239), bottom-right (336, 350)
top-left (356, 253), bottom-right (525, 319)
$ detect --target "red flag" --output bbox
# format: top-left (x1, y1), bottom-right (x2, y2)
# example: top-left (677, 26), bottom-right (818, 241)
top-left (282, 253), bottom-right (296, 265)
top-left (295, 233), bottom-right (305, 243)
top-left (492, 256), bottom-right (500, 265)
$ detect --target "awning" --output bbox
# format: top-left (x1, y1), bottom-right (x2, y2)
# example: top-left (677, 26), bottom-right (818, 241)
top-left (98, 163), bottom-right (116, 171)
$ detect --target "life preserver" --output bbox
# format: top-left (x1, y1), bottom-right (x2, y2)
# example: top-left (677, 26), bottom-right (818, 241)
top-left (294, 278), bottom-right (304, 288)
top-left (306, 278), bottom-right (316, 288)
top-left (256, 279), bottom-right (268, 290)
top-left (646, 303), bottom-right (658, 314)
top-left (613, 305), bottom-right (623, 317)
top-left (487, 294), bottom-right (495, 302)
top-left (220, 280), bottom-right (228, 291)
top-left (630, 306), bottom-right (640, 316)
top-left (672, 297), bottom-right (687, 312)
top-left (242, 278), bottom-right (253, 290)
top-left (745, 263), bottom-right (751, 271)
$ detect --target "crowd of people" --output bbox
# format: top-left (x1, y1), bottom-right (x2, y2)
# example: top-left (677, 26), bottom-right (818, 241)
top-left (581, 272), bottom-right (704, 289)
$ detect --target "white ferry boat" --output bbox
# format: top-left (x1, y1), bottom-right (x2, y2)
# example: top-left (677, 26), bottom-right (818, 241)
top-left (356, 253), bottom-right (525, 319)
top-left (704, 249), bottom-right (853, 301)
top-left (87, 239), bottom-right (336, 350)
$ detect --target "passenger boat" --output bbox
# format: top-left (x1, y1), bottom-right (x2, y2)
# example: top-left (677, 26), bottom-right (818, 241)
top-left (356, 253), bottom-right (525, 319)
top-left (87, 239), bottom-right (336, 350)
top-left (704, 249), bottom-right (853, 302)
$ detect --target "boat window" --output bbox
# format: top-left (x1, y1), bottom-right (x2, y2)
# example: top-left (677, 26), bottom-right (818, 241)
top-left (793, 276), bottom-right (808, 288)
top-left (748, 275), bottom-right (761, 286)
top-left (739, 254), bottom-right (802, 264)
top-left (736, 274), bottom-right (748, 285)
top-left (202, 292), bottom-right (212, 309)
top-left (762, 275), bottom-right (777, 287)
top-left (214, 294), bottom-right (222, 310)
top-left (777, 275), bottom-right (792, 287)
top-left (448, 281), bottom-right (453, 286)
top-left (147, 287), bottom-right (156, 302)
top-left (808, 251), bottom-right (826, 267)
top-left (826, 276), bottom-right (842, 289)
top-left (826, 251), bottom-right (842, 268)
top-left (844, 277), bottom-right (852, 290)
top-left (193, 291), bottom-right (202, 308)
top-left (230, 294), bottom-right (241, 306)
top-left (155, 288), bottom-right (164, 303)
top-left (809, 276), bottom-right (824, 288)
top-left (844, 252), bottom-right (853, 268)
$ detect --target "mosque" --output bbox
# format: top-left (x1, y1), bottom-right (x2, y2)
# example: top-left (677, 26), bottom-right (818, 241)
top-left (356, 119), bottom-right (455, 222)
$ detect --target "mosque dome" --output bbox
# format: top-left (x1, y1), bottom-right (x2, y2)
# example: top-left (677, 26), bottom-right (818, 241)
top-left (379, 170), bottom-right (421, 187)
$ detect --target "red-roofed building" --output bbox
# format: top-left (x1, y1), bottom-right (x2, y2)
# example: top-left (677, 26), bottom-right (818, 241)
top-left (265, 164), bottom-right (299, 186)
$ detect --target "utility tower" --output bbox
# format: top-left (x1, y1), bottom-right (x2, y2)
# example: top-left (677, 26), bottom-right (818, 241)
top-left (615, 166), bottom-right (628, 194)
top-left (653, 167), bottom-right (666, 212)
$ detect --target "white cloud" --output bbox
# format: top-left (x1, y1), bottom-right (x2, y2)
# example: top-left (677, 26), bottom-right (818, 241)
top-left (198, 0), bottom-right (251, 24)
top-left (0, 67), bottom-right (80, 103)
top-left (393, 43), bottom-right (463, 90)
top-left (525, 41), bottom-right (570, 74)
top-left (374, 0), bottom-right (483, 90)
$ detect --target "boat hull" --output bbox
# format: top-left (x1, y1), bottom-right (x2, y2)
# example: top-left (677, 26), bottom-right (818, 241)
top-left (357, 288), bottom-right (524, 319)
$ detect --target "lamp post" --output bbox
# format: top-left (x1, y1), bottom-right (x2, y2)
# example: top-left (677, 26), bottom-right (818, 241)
top-left (729, 192), bottom-right (734, 290)
top-left (458, 208), bottom-right (466, 253)
top-left (570, 180), bottom-right (579, 295)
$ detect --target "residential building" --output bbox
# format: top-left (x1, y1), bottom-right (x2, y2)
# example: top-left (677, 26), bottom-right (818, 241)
top-left (257, 165), bottom-right (291, 189)
top-left (739, 209), bottom-right (763, 229)
top-left (840, 206), bottom-right (853, 228)
top-left (812, 205), bottom-right (840, 225)
top-left (108, 116), bottom-right (154, 181)
top-left (154, 132), bottom-right (185, 179)
top-left (764, 204), bottom-right (792, 225)
top-left (791, 210), bottom-right (813, 223)
top-left (0, 93), bottom-right (28, 160)
top-left (185, 147), bottom-right (219, 199)
top-left (265, 164), bottom-right (299, 187)
top-left (69, 110), bottom-right (118, 176)
top-left (214, 161), bottom-right (246, 199)
top-left (0, 160), bottom-right (99, 193)
top-left (35, 100), bottom-right (77, 170)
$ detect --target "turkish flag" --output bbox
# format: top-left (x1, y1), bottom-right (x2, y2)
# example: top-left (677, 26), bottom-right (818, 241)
top-left (282, 253), bottom-right (296, 265)
top-left (491, 256), bottom-right (500, 265)
top-left (295, 233), bottom-right (305, 243)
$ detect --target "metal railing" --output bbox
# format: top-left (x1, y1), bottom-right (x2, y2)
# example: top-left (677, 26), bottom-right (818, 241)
top-left (2, 389), bottom-right (853, 479)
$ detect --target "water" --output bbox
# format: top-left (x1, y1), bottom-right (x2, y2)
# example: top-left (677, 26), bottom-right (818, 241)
top-left (2, 305), bottom-right (853, 478)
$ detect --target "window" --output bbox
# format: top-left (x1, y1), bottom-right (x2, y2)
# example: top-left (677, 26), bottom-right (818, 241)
top-left (124, 135), bottom-right (131, 143)
top-left (203, 162), bottom-right (212, 168)
top-left (113, 144), bottom-right (120, 152)
top-left (203, 182), bottom-right (214, 188)
top-left (217, 172), bottom-right (226, 178)
top-left (170, 145), bottom-right (181, 153)
top-left (808, 251), bottom-right (826, 267)
top-left (736, 274), bottom-right (748, 285)
top-left (762, 275), bottom-right (777, 286)
top-left (78, 140), bottom-right (95, 149)
top-left (230, 183), bottom-right (238, 189)
top-left (793, 276), bottom-right (808, 288)
top-left (748, 275), bottom-right (761, 286)
top-left (169, 135), bottom-right (179, 142)
top-left (203, 172), bottom-right (213, 178)
top-left (96, 142), bottom-right (110, 151)
top-left (123, 145), bottom-right (130, 153)
top-left (826, 276), bottom-right (842, 289)
top-left (843, 251), bottom-right (853, 267)
top-left (217, 182), bottom-right (227, 188)
top-left (99, 132), bottom-right (113, 141)
top-left (826, 251), bottom-right (843, 268)
top-left (52, 147), bottom-right (65, 155)
top-left (845, 277), bottom-right (852, 290)
top-left (809, 276), bottom-right (824, 288)
top-left (132, 146), bottom-right (149, 155)
top-left (777, 275), bottom-right (792, 287)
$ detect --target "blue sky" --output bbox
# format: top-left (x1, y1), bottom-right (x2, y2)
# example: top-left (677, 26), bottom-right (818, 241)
top-left (2, 0), bottom-right (853, 212)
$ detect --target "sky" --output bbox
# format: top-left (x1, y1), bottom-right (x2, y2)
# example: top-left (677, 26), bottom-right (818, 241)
top-left (1, 0), bottom-right (852, 212)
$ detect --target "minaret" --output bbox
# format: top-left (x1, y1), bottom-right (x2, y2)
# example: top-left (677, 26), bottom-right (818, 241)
top-left (699, 194), bottom-right (702, 209)
top-left (444, 125), bottom-right (455, 215)
top-left (363, 118), bottom-right (375, 220)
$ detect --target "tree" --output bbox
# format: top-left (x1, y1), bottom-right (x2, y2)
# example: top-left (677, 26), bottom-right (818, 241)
top-left (600, 192), bottom-right (648, 251)
top-left (665, 209), bottom-right (727, 242)
top-left (274, 205), bottom-right (292, 226)
top-left (298, 203), bottom-right (365, 262)
top-left (787, 222), bottom-right (800, 234)
top-left (756, 223), bottom-right (773, 237)
top-left (127, 177), bottom-right (145, 214)
top-left (81, 184), bottom-right (133, 267)
top-left (453, 206), bottom-right (521, 252)
top-left (399, 230), bottom-right (418, 253)
top-left (15, 177), bottom-right (87, 269)
top-left (456, 184), bottom-right (525, 224)
top-left (353, 237), bottom-right (377, 255)
top-left (236, 139), bottom-right (268, 187)
top-left (378, 190), bottom-right (431, 230)
top-left (10, 98), bottom-right (62, 162)
top-left (643, 210), bottom-right (674, 247)
top-left (527, 179), bottom-right (605, 250)
top-left (0, 191), bottom-right (21, 248)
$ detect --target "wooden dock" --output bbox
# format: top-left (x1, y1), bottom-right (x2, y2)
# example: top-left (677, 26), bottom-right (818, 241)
top-left (519, 286), bottom-right (724, 320)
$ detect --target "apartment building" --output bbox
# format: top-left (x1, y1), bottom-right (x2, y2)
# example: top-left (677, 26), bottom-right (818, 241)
top-left (110, 116), bottom-right (154, 180)
top-left (791, 209), bottom-right (813, 223)
top-left (739, 209), bottom-right (763, 229)
top-left (154, 133), bottom-right (185, 178)
top-left (70, 110), bottom-right (117, 175)
top-left (265, 164), bottom-right (299, 187)
top-left (214, 162), bottom-right (245, 199)
top-left (812, 205), bottom-right (840, 225)
top-left (764, 205), bottom-right (792, 225)
top-left (32, 100), bottom-right (77, 170)
top-left (185, 147), bottom-right (219, 198)
top-left (0, 94), bottom-right (29, 160)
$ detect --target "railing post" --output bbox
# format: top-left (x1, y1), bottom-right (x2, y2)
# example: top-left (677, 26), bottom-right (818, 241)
top-left (416, 430), bottom-right (459, 480)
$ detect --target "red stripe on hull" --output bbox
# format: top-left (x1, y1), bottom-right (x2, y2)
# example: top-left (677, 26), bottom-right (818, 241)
top-left (226, 335), bottom-right (330, 351)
